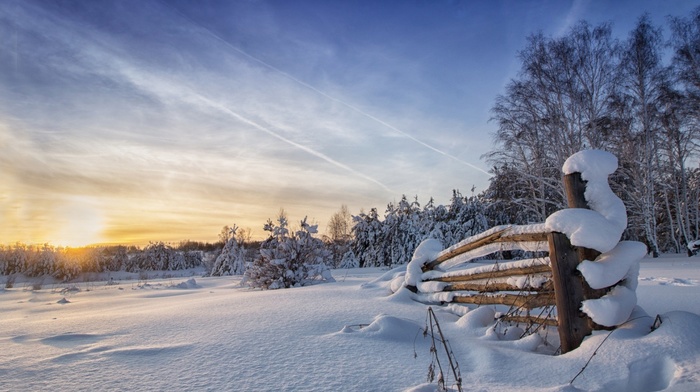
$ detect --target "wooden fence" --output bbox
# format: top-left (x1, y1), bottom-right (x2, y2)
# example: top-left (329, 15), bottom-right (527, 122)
top-left (407, 172), bottom-right (612, 353)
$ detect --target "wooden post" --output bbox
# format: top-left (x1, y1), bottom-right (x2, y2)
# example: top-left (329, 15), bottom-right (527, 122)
top-left (563, 172), bottom-right (602, 267)
top-left (548, 231), bottom-right (590, 353)
top-left (550, 172), bottom-right (612, 353)
top-left (562, 173), bottom-right (609, 325)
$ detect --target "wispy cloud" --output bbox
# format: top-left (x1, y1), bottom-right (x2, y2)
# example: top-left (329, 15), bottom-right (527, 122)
top-left (160, 0), bottom-right (491, 177)
top-left (0, 0), bottom-right (500, 245)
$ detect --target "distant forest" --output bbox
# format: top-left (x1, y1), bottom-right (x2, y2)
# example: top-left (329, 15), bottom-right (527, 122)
top-left (3, 9), bottom-right (700, 281)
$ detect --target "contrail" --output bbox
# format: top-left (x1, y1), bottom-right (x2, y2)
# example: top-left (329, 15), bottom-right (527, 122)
top-left (191, 94), bottom-right (394, 193)
top-left (119, 61), bottom-right (394, 192)
top-left (160, 1), bottom-right (492, 177)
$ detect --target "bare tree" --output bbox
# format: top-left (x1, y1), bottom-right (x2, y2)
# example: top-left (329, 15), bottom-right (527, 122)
top-left (486, 22), bottom-right (619, 223)
top-left (326, 205), bottom-right (352, 267)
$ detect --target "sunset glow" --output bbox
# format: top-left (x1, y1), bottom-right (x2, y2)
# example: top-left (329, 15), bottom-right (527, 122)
top-left (1, 0), bottom-right (694, 247)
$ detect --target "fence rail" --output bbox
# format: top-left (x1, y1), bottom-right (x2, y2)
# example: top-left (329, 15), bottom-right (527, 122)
top-left (409, 172), bottom-right (615, 353)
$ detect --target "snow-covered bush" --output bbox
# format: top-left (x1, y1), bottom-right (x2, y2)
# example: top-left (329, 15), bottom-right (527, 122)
top-left (211, 226), bottom-right (247, 276)
top-left (245, 216), bottom-right (334, 289)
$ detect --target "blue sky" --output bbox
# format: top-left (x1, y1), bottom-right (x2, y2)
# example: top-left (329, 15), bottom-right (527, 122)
top-left (0, 0), bottom-right (696, 246)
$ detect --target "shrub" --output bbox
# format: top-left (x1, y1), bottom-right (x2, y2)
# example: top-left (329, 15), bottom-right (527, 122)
top-left (245, 215), bottom-right (334, 289)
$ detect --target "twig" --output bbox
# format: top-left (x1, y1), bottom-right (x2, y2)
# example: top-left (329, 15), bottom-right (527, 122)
top-left (426, 307), bottom-right (463, 392)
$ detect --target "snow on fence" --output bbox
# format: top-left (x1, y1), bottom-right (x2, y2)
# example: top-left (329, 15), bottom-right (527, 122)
top-left (402, 150), bottom-right (647, 353)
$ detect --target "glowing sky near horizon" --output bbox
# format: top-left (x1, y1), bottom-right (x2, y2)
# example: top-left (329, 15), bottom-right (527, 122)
top-left (0, 0), bottom-right (695, 247)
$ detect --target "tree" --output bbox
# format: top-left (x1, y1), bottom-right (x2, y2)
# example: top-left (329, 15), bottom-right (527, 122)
top-left (350, 208), bottom-right (386, 267)
top-left (616, 14), bottom-right (667, 256)
top-left (218, 225), bottom-right (234, 245)
top-left (211, 225), bottom-right (247, 276)
top-left (486, 21), bottom-right (620, 225)
top-left (339, 249), bottom-right (359, 269)
top-left (245, 214), bottom-right (333, 289)
top-left (326, 205), bottom-right (353, 267)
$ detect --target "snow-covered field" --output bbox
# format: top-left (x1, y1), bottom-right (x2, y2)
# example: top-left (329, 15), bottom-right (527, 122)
top-left (1, 255), bottom-right (699, 392)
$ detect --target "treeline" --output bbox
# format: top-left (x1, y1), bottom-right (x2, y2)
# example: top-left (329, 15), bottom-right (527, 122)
top-left (349, 192), bottom-right (492, 268)
top-left (486, 9), bottom-right (700, 256)
top-left (0, 242), bottom-right (208, 281)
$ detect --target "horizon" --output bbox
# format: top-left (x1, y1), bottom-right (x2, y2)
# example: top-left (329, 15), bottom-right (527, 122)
top-left (1, 0), bottom-right (696, 247)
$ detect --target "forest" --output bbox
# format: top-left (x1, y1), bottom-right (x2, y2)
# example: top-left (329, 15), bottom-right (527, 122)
top-left (2, 9), bottom-right (700, 286)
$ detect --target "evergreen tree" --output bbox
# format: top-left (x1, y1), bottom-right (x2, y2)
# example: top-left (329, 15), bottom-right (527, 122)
top-left (245, 215), bottom-right (333, 289)
top-left (211, 225), bottom-right (247, 276)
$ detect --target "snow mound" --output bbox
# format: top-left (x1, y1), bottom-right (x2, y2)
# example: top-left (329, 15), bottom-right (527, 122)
top-left (339, 314), bottom-right (423, 342)
top-left (455, 306), bottom-right (495, 330)
top-left (172, 278), bottom-right (200, 289)
top-left (405, 239), bottom-right (443, 287)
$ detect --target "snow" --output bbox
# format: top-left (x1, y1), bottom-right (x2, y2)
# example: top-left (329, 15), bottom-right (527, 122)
top-left (405, 238), bottom-right (443, 286)
top-left (546, 150), bottom-right (627, 253)
top-left (578, 241), bottom-right (647, 289)
top-left (1, 256), bottom-right (699, 391)
top-left (581, 285), bottom-right (637, 327)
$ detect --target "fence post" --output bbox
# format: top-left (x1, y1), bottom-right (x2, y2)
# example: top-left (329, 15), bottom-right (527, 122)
top-left (549, 172), bottom-right (607, 353)
top-left (548, 231), bottom-right (589, 353)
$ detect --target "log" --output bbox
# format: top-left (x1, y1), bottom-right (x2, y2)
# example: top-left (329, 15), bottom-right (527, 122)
top-left (423, 230), bottom-right (548, 271)
top-left (563, 172), bottom-right (604, 271)
top-left (424, 228), bottom-right (509, 270)
top-left (444, 279), bottom-right (553, 293)
top-left (451, 292), bottom-right (555, 309)
top-left (500, 314), bottom-right (559, 327)
top-left (428, 264), bottom-right (551, 283)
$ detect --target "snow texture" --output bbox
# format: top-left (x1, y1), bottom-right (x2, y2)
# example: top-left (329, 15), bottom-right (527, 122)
top-left (0, 257), bottom-right (699, 391)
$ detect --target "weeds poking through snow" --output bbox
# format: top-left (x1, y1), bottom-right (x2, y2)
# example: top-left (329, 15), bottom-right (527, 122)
top-left (423, 307), bottom-right (463, 392)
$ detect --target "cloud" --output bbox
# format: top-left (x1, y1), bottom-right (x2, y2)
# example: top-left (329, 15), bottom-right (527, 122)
top-left (1, 0), bottom-right (496, 245)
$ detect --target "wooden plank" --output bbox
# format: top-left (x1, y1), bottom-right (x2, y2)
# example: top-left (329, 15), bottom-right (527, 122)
top-left (451, 292), bottom-right (555, 309)
top-left (548, 231), bottom-right (590, 354)
top-left (444, 279), bottom-right (553, 293)
top-left (428, 264), bottom-right (551, 283)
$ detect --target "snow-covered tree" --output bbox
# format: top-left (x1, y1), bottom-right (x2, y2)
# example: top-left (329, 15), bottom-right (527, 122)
top-left (245, 215), bottom-right (333, 289)
top-left (211, 225), bottom-right (247, 276)
top-left (351, 208), bottom-right (386, 267)
top-left (339, 249), bottom-right (359, 269)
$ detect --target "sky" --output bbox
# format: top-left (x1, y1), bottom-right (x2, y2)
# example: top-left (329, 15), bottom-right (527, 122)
top-left (1, 0), bottom-right (698, 247)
